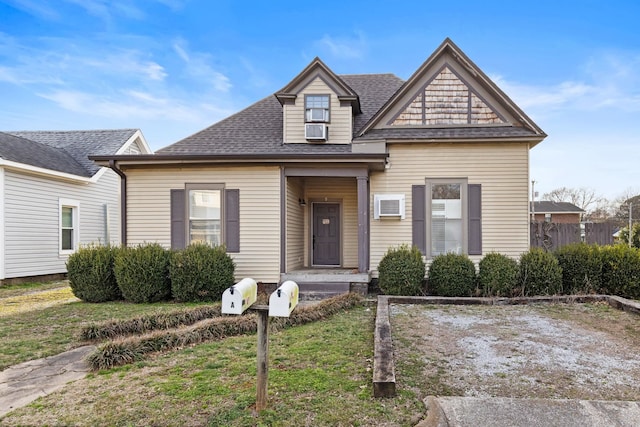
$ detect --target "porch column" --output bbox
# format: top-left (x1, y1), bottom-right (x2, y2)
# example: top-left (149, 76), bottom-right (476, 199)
top-left (357, 176), bottom-right (369, 273)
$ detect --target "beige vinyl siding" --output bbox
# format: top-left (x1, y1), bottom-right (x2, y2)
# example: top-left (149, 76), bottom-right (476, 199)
top-left (3, 169), bottom-right (120, 279)
top-left (370, 142), bottom-right (530, 270)
top-left (303, 177), bottom-right (358, 268)
top-left (286, 177), bottom-right (304, 271)
top-left (283, 77), bottom-right (352, 144)
top-left (125, 166), bottom-right (281, 283)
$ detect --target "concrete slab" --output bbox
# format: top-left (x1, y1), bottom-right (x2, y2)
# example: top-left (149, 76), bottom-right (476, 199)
top-left (0, 345), bottom-right (95, 417)
top-left (420, 396), bottom-right (640, 427)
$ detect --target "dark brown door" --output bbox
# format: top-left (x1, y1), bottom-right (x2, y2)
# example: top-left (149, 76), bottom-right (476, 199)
top-left (313, 203), bottom-right (340, 266)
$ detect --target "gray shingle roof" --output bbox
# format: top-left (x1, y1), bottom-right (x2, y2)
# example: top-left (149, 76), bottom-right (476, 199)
top-left (158, 74), bottom-right (404, 155)
top-left (531, 201), bottom-right (585, 213)
top-left (3, 129), bottom-right (138, 177)
top-left (158, 70), bottom-right (539, 156)
top-left (356, 126), bottom-right (539, 141)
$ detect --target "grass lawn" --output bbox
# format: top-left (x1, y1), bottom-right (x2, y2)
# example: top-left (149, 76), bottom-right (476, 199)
top-left (0, 284), bottom-right (427, 426)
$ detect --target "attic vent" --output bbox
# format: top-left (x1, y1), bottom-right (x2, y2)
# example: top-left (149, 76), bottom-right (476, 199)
top-left (374, 194), bottom-right (406, 219)
top-left (305, 124), bottom-right (327, 141)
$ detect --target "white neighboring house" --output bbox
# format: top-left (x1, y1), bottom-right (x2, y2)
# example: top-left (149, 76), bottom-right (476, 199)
top-left (0, 129), bottom-right (152, 284)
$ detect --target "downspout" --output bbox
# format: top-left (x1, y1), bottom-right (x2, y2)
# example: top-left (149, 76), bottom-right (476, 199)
top-left (108, 160), bottom-right (127, 246)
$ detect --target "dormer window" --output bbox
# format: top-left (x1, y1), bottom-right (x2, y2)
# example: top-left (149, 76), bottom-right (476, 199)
top-left (305, 95), bottom-right (330, 122)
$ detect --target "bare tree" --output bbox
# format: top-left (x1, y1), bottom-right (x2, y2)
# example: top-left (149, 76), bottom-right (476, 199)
top-left (542, 187), bottom-right (605, 213)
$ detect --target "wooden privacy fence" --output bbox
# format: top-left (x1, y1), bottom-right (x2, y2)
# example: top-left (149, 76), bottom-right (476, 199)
top-left (530, 222), bottom-right (615, 251)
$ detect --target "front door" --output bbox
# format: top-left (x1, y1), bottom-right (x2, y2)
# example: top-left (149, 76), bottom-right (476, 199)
top-left (313, 203), bottom-right (340, 266)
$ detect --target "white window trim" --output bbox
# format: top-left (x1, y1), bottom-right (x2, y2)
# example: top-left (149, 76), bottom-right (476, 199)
top-left (185, 183), bottom-right (225, 246)
top-left (426, 178), bottom-right (468, 259)
top-left (59, 198), bottom-right (80, 256)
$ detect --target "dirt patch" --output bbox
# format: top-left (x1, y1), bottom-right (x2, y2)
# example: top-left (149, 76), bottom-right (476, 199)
top-left (391, 303), bottom-right (640, 401)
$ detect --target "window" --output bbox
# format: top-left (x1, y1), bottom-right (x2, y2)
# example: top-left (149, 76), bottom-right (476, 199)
top-left (187, 185), bottom-right (223, 246)
top-left (59, 199), bottom-right (79, 254)
top-left (427, 179), bottom-right (468, 257)
top-left (305, 95), bottom-right (330, 122)
top-left (171, 186), bottom-right (240, 252)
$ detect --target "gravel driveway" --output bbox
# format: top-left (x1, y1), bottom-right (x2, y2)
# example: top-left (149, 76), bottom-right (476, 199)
top-left (391, 302), bottom-right (640, 401)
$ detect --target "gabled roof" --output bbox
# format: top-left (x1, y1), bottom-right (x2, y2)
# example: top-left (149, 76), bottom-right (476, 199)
top-left (149, 38), bottom-right (546, 158)
top-left (531, 201), bottom-right (585, 214)
top-left (274, 57), bottom-right (361, 113)
top-left (158, 73), bottom-right (404, 155)
top-left (1, 129), bottom-right (146, 178)
top-left (357, 38), bottom-right (546, 145)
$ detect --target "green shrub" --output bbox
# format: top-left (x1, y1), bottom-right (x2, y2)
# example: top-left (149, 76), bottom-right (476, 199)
top-left (600, 245), bottom-right (640, 298)
top-left (114, 243), bottom-right (171, 303)
top-left (169, 243), bottom-right (235, 302)
top-left (478, 252), bottom-right (518, 297)
top-left (554, 243), bottom-right (601, 295)
top-left (428, 253), bottom-right (476, 297)
top-left (377, 244), bottom-right (425, 295)
top-left (66, 244), bottom-right (121, 302)
top-left (517, 248), bottom-right (562, 296)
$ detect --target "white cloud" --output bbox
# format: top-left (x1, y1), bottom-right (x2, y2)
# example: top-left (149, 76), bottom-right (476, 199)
top-left (315, 31), bottom-right (367, 60)
top-left (172, 39), bottom-right (232, 92)
top-left (493, 51), bottom-right (640, 114)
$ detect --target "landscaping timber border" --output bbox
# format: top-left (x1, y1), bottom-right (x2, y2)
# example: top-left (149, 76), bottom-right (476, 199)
top-left (372, 294), bottom-right (640, 398)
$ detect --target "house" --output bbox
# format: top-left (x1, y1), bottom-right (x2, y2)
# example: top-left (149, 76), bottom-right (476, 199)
top-left (0, 129), bottom-right (151, 284)
top-left (531, 201), bottom-right (584, 223)
top-left (91, 38), bottom-right (546, 295)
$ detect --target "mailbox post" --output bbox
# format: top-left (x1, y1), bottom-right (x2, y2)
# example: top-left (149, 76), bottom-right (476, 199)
top-left (221, 279), bottom-right (299, 411)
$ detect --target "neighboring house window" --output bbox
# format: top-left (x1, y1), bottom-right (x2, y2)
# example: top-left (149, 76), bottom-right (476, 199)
top-left (187, 184), bottom-right (223, 246)
top-left (305, 95), bottom-right (330, 122)
top-left (59, 199), bottom-right (79, 254)
top-left (545, 213), bottom-right (552, 223)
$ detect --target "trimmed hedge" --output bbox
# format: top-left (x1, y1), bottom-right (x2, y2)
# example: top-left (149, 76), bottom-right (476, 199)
top-left (428, 253), bottom-right (477, 297)
top-left (554, 243), bottom-right (601, 295)
top-left (170, 243), bottom-right (235, 302)
top-left (518, 248), bottom-right (562, 296)
top-left (600, 245), bottom-right (640, 299)
top-left (114, 243), bottom-right (172, 303)
top-left (378, 244), bottom-right (425, 296)
top-left (478, 252), bottom-right (518, 297)
top-left (66, 244), bottom-right (121, 303)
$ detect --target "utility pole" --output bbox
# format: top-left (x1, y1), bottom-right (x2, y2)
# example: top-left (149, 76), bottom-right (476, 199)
top-left (531, 180), bottom-right (536, 223)
top-left (630, 203), bottom-right (633, 248)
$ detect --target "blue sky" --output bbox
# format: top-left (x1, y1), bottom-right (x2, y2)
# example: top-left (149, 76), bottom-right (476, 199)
top-left (0, 0), bottom-right (638, 202)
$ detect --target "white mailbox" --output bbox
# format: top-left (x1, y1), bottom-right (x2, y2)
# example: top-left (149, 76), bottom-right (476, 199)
top-left (268, 280), bottom-right (299, 317)
top-left (221, 278), bottom-right (258, 314)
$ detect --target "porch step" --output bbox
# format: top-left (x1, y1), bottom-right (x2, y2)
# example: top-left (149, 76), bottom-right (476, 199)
top-left (297, 282), bottom-right (351, 301)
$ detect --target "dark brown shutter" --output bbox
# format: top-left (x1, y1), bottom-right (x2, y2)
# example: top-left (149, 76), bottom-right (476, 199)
top-left (170, 189), bottom-right (185, 250)
top-left (225, 189), bottom-right (240, 252)
top-left (412, 185), bottom-right (426, 255)
top-left (468, 184), bottom-right (482, 255)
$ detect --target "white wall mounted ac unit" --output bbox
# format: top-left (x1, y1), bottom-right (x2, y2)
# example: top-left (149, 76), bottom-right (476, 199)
top-left (374, 194), bottom-right (405, 219)
top-left (305, 123), bottom-right (327, 141)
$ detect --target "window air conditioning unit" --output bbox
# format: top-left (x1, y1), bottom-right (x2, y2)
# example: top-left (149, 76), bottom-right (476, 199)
top-left (374, 194), bottom-right (405, 219)
top-left (305, 123), bottom-right (327, 141)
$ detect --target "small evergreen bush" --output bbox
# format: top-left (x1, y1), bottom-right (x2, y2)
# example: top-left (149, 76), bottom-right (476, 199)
top-left (554, 243), bottom-right (601, 295)
top-left (377, 244), bottom-right (425, 295)
top-left (66, 244), bottom-right (121, 302)
top-left (478, 252), bottom-right (518, 297)
top-left (517, 248), bottom-right (562, 296)
top-left (114, 243), bottom-right (171, 303)
top-left (428, 253), bottom-right (476, 297)
top-left (600, 245), bottom-right (640, 298)
top-left (170, 243), bottom-right (235, 302)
